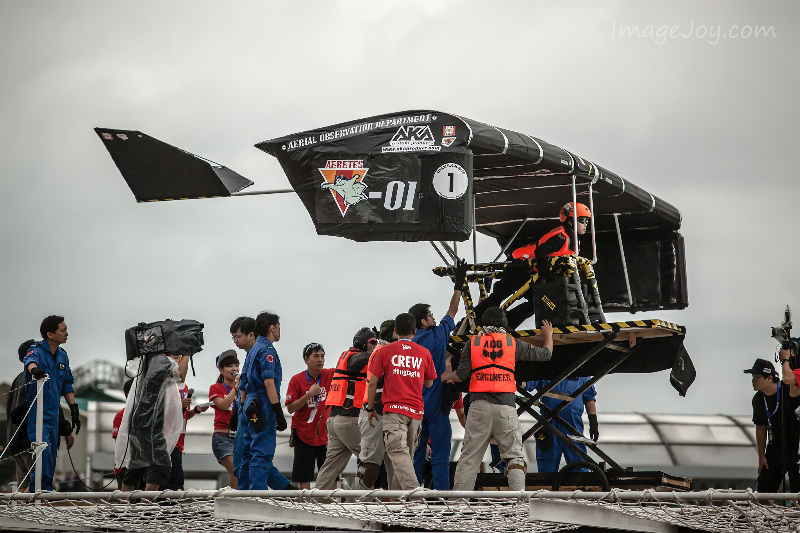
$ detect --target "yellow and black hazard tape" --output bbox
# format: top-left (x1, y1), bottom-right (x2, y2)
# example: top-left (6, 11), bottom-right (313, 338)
top-left (451, 319), bottom-right (685, 344)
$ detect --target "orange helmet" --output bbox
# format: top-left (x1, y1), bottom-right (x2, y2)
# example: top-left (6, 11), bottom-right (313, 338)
top-left (559, 201), bottom-right (591, 223)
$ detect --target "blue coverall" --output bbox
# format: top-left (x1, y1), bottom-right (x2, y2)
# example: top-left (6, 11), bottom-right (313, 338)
top-left (232, 399), bottom-right (244, 480)
top-left (22, 340), bottom-right (74, 491)
top-left (238, 336), bottom-right (290, 490)
top-left (526, 377), bottom-right (596, 473)
top-left (412, 314), bottom-right (455, 489)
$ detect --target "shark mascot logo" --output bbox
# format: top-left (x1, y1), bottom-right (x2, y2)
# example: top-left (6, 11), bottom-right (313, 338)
top-left (319, 160), bottom-right (369, 216)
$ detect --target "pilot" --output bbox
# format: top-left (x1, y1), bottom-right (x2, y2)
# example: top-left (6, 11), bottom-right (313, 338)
top-left (473, 201), bottom-right (598, 329)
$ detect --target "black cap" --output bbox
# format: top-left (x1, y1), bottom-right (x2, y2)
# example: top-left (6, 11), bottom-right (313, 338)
top-left (743, 358), bottom-right (777, 377)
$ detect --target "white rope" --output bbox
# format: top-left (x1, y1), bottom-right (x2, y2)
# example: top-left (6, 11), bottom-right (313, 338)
top-left (13, 442), bottom-right (48, 494)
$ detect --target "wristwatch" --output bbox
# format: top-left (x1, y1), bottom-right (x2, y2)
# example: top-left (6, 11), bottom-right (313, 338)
top-left (364, 405), bottom-right (374, 412)
top-left (781, 359), bottom-right (790, 364)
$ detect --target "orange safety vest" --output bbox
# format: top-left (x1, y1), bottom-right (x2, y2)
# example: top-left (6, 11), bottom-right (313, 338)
top-left (360, 345), bottom-right (384, 406)
top-left (511, 225), bottom-right (577, 261)
top-left (469, 333), bottom-right (517, 393)
top-left (327, 348), bottom-right (368, 410)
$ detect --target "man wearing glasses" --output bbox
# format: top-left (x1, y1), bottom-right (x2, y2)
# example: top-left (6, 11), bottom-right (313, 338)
top-left (408, 260), bottom-right (467, 490)
top-left (473, 201), bottom-right (596, 329)
top-left (229, 316), bottom-right (257, 488)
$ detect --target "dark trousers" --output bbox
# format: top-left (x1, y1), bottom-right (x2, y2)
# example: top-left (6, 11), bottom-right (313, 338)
top-left (757, 442), bottom-right (800, 493)
top-left (165, 447), bottom-right (184, 490)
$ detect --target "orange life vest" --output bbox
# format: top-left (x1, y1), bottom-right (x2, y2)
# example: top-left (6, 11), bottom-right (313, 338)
top-left (511, 225), bottom-right (577, 260)
top-left (327, 348), bottom-right (368, 409)
top-left (360, 345), bottom-right (384, 406)
top-left (469, 333), bottom-right (517, 393)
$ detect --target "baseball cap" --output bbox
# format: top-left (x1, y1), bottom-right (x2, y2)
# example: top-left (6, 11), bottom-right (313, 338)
top-left (216, 349), bottom-right (239, 368)
top-left (743, 358), bottom-right (777, 377)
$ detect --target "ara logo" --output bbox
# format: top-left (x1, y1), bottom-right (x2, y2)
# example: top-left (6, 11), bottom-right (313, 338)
top-left (382, 125), bottom-right (441, 153)
top-left (116, 134), bottom-right (128, 141)
top-left (319, 160), bottom-right (369, 217)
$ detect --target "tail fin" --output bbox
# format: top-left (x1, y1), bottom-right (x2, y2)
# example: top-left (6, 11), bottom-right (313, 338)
top-left (95, 128), bottom-right (253, 202)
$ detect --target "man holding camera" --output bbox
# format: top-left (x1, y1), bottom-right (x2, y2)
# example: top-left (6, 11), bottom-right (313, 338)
top-left (745, 358), bottom-right (800, 492)
top-left (779, 343), bottom-right (800, 397)
top-left (117, 352), bottom-right (189, 491)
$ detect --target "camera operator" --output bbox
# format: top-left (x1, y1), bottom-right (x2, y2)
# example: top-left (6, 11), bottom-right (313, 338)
top-left (115, 353), bottom-right (190, 491)
top-left (745, 358), bottom-right (800, 492)
top-left (779, 343), bottom-right (800, 396)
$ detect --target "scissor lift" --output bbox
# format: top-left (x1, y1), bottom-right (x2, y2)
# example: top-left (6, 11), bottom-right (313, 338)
top-left (436, 259), bottom-right (693, 490)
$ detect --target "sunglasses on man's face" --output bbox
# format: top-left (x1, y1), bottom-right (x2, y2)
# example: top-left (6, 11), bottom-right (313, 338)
top-left (577, 218), bottom-right (590, 225)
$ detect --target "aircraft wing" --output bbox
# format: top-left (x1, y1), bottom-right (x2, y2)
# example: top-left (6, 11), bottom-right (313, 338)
top-left (257, 110), bottom-right (687, 312)
top-left (95, 128), bottom-right (253, 202)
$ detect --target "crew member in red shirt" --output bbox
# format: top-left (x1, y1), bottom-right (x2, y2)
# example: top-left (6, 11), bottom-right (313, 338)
top-left (366, 313), bottom-right (436, 490)
top-left (166, 374), bottom-right (208, 490)
top-left (285, 342), bottom-right (334, 489)
top-left (209, 350), bottom-right (241, 488)
top-left (111, 379), bottom-right (133, 488)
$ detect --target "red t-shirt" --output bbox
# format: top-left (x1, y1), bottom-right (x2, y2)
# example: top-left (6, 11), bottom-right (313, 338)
top-left (175, 384), bottom-right (189, 453)
top-left (285, 368), bottom-right (334, 447)
top-left (452, 393), bottom-right (463, 410)
top-left (112, 408), bottom-right (124, 439)
top-left (209, 382), bottom-right (235, 432)
top-left (369, 339), bottom-right (436, 420)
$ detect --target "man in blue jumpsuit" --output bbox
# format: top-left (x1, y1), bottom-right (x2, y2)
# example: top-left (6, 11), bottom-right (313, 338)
top-left (22, 315), bottom-right (81, 491)
top-left (525, 377), bottom-right (598, 472)
top-left (409, 260), bottom-right (467, 490)
top-left (238, 311), bottom-right (294, 490)
top-left (229, 316), bottom-right (256, 486)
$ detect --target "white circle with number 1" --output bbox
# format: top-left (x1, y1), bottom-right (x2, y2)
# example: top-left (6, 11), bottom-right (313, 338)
top-left (432, 163), bottom-right (468, 199)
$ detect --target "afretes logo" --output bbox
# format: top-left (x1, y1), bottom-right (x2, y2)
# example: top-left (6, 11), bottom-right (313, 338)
top-left (319, 160), bottom-right (369, 216)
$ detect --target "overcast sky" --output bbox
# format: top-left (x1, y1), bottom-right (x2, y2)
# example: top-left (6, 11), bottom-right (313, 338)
top-left (1, 1), bottom-right (798, 417)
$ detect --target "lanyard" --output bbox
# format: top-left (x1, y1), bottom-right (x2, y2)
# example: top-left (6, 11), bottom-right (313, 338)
top-left (306, 370), bottom-right (320, 402)
top-left (763, 382), bottom-right (781, 428)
